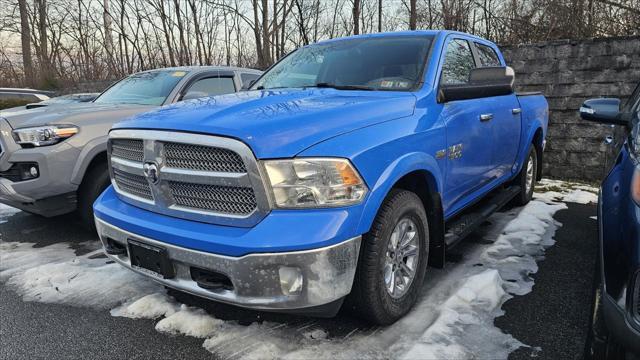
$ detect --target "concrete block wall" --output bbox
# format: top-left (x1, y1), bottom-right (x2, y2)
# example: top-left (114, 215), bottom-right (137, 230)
top-left (501, 36), bottom-right (640, 182)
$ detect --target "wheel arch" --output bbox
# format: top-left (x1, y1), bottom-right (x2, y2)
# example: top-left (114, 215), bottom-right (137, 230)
top-left (70, 136), bottom-right (108, 185)
top-left (356, 152), bottom-right (446, 268)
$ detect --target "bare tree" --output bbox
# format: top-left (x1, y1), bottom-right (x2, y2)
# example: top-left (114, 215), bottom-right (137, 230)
top-left (17, 0), bottom-right (34, 86)
top-left (409, 0), bottom-right (417, 29)
top-left (353, 0), bottom-right (360, 34)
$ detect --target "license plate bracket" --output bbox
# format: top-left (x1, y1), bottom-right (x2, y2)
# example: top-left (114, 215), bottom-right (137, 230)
top-left (128, 239), bottom-right (175, 279)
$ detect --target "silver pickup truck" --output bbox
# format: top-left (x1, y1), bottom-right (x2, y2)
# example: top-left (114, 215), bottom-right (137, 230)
top-left (0, 66), bottom-right (261, 228)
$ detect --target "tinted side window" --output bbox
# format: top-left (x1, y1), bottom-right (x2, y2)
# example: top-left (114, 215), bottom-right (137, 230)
top-left (475, 43), bottom-right (501, 67)
top-left (241, 73), bottom-right (260, 87)
top-left (186, 77), bottom-right (236, 96)
top-left (441, 39), bottom-right (476, 85)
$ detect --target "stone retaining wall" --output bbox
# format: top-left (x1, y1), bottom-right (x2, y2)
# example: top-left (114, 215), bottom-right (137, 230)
top-left (502, 36), bottom-right (640, 181)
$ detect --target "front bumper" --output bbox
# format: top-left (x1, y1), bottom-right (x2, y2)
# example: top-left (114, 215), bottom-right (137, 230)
top-left (95, 218), bottom-right (361, 311)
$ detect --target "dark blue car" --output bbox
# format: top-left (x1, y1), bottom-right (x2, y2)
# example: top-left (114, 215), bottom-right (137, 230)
top-left (582, 83), bottom-right (640, 359)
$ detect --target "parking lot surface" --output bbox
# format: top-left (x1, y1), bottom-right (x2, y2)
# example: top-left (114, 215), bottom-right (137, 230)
top-left (0, 186), bottom-right (598, 360)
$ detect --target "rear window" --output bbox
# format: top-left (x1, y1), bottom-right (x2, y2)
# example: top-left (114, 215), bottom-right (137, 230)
top-left (475, 43), bottom-right (502, 67)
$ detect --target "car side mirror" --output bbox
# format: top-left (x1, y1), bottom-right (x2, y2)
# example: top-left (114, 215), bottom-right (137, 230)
top-left (439, 66), bottom-right (515, 103)
top-left (180, 91), bottom-right (209, 101)
top-left (579, 98), bottom-right (628, 126)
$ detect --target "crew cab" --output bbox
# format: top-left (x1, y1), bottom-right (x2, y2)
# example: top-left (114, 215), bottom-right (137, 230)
top-left (582, 83), bottom-right (640, 358)
top-left (94, 31), bottom-right (549, 324)
top-left (0, 66), bottom-right (261, 228)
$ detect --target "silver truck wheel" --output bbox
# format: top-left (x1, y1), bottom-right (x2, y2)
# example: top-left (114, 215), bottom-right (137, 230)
top-left (347, 189), bottom-right (429, 325)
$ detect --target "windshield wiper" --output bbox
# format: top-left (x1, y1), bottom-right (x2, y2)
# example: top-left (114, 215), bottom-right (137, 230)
top-left (312, 83), bottom-right (375, 91)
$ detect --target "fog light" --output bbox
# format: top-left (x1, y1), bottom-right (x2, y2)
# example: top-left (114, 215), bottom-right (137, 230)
top-left (18, 163), bottom-right (39, 180)
top-left (279, 266), bottom-right (303, 295)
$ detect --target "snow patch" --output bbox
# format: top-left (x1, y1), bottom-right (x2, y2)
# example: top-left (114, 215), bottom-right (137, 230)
top-left (0, 242), bottom-right (160, 309)
top-left (0, 204), bottom-right (20, 224)
top-left (536, 179), bottom-right (598, 204)
top-left (111, 293), bottom-right (180, 319)
top-left (155, 305), bottom-right (223, 338)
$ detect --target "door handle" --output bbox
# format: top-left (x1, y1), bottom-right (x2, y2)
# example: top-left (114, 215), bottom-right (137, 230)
top-left (512, 108), bottom-right (522, 115)
top-left (480, 114), bottom-right (494, 122)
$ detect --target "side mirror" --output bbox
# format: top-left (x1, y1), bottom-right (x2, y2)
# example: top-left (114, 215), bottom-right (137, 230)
top-left (180, 91), bottom-right (209, 101)
top-left (241, 79), bottom-right (257, 91)
top-left (579, 98), bottom-right (628, 126)
top-left (439, 66), bottom-right (515, 103)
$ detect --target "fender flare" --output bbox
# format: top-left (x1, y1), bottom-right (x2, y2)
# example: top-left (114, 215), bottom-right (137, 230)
top-left (515, 122), bottom-right (545, 176)
top-left (70, 135), bottom-right (108, 185)
top-left (356, 151), bottom-right (443, 235)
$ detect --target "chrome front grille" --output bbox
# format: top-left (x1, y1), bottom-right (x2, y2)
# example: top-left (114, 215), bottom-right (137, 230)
top-left (165, 142), bottom-right (246, 173)
top-left (111, 139), bottom-right (144, 162)
top-left (169, 181), bottom-right (257, 215)
top-left (113, 169), bottom-right (153, 200)
top-left (108, 130), bottom-right (270, 227)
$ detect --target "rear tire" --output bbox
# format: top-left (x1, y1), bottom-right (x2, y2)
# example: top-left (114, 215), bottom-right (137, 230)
top-left (77, 163), bottom-right (110, 231)
top-left (513, 146), bottom-right (538, 206)
top-left (348, 189), bottom-right (429, 325)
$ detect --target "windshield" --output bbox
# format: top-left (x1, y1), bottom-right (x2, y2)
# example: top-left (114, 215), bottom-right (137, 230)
top-left (252, 36), bottom-right (433, 91)
top-left (94, 70), bottom-right (188, 105)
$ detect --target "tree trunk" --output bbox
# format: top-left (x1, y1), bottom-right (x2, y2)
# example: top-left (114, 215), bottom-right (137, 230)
top-left (261, 0), bottom-right (271, 65)
top-left (409, 0), bottom-right (417, 29)
top-left (103, 0), bottom-right (115, 76)
top-left (353, 0), bottom-right (360, 35)
top-left (378, 0), bottom-right (382, 32)
top-left (35, 0), bottom-right (50, 84)
top-left (252, 0), bottom-right (265, 67)
top-left (17, 0), bottom-right (34, 87)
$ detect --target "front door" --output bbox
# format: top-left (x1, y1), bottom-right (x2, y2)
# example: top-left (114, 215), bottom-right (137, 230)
top-left (439, 38), bottom-right (495, 214)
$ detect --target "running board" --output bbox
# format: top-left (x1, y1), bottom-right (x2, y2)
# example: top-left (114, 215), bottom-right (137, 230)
top-left (444, 186), bottom-right (522, 248)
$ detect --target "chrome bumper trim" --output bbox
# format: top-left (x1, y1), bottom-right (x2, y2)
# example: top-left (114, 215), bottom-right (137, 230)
top-left (95, 218), bottom-right (361, 310)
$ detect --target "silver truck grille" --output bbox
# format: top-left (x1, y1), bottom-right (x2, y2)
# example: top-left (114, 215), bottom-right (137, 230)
top-left (111, 139), bottom-right (144, 162)
top-left (164, 142), bottom-right (247, 173)
top-left (108, 130), bottom-right (271, 227)
top-left (169, 181), bottom-right (257, 215)
top-left (112, 168), bottom-right (153, 200)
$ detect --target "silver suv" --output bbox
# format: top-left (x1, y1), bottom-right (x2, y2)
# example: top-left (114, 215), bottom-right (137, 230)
top-left (0, 66), bottom-right (261, 228)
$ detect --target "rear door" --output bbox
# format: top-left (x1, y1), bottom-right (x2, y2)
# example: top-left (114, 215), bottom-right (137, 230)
top-left (473, 41), bottom-right (522, 178)
top-left (439, 37), bottom-right (497, 213)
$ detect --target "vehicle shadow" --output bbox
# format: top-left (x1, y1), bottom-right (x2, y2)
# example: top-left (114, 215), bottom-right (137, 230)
top-left (167, 288), bottom-right (376, 338)
top-left (0, 210), bottom-right (99, 254)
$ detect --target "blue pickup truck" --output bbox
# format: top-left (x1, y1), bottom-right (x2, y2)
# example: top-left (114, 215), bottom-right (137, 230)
top-left (94, 31), bottom-right (548, 324)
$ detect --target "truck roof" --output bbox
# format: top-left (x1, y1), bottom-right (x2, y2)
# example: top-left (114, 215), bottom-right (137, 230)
top-left (136, 66), bottom-right (262, 75)
top-left (315, 30), bottom-right (495, 46)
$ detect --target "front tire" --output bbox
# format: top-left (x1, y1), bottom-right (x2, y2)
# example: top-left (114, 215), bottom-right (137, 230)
top-left (77, 164), bottom-right (110, 231)
top-left (348, 189), bottom-right (429, 325)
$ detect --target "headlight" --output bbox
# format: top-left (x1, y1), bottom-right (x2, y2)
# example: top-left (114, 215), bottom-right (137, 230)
top-left (263, 158), bottom-right (368, 208)
top-left (12, 125), bottom-right (78, 147)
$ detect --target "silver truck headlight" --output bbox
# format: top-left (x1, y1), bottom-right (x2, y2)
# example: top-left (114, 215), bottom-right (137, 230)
top-left (262, 158), bottom-right (368, 208)
top-left (12, 125), bottom-right (78, 147)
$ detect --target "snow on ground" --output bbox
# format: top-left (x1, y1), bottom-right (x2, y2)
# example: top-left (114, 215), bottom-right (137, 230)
top-left (535, 179), bottom-right (599, 204)
top-left (0, 180), bottom-right (597, 359)
top-left (0, 204), bottom-right (20, 224)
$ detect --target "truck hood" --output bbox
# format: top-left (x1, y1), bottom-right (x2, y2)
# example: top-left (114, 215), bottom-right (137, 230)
top-left (0, 103), bottom-right (155, 129)
top-left (115, 89), bottom-right (416, 158)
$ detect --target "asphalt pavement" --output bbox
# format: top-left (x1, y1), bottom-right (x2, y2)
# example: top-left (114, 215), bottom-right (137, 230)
top-left (0, 202), bottom-right (598, 360)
